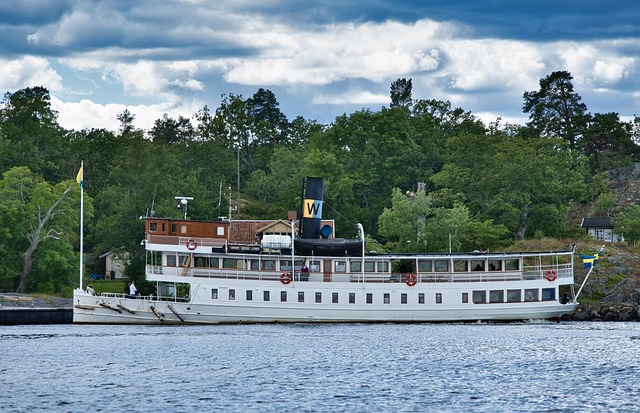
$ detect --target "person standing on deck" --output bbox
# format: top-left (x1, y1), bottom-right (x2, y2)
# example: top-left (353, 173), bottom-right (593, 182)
top-left (129, 280), bottom-right (138, 297)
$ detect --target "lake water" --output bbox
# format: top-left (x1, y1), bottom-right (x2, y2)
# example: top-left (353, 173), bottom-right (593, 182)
top-left (1, 322), bottom-right (639, 412)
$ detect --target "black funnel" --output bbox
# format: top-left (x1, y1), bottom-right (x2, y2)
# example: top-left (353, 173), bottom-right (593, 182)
top-left (300, 177), bottom-right (324, 239)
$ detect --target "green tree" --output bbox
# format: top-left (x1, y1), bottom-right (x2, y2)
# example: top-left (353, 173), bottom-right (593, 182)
top-left (390, 78), bottom-right (413, 112)
top-left (614, 205), bottom-right (640, 249)
top-left (0, 166), bottom-right (92, 293)
top-left (522, 70), bottom-right (587, 150)
top-left (0, 86), bottom-right (68, 181)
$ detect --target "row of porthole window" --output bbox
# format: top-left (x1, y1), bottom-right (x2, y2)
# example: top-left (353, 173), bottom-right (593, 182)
top-left (210, 288), bottom-right (556, 304)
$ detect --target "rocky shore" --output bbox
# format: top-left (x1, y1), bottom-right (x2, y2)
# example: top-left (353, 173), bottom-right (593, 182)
top-left (562, 303), bottom-right (640, 322)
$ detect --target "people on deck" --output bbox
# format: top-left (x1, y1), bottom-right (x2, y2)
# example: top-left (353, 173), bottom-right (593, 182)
top-left (86, 285), bottom-right (96, 296)
top-left (128, 281), bottom-right (138, 298)
top-left (300, 263), bottom-right (310, 281)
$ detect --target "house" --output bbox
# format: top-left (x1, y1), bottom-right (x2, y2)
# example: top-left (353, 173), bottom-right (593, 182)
top-left (580, 217), bottom-right (623, 243)
top-left (99, 251), bottom-right (129, 279)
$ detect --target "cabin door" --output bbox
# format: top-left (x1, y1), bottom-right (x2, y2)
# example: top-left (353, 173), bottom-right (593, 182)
top-left (323, 260), bottom-right (332, 282)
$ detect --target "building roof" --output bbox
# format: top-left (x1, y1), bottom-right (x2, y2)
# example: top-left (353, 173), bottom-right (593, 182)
top-left (580, 217), bottom-right (613, 228)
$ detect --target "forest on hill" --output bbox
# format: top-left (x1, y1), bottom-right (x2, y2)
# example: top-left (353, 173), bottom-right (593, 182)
top-left (1, 71), bottom-right (640, 295)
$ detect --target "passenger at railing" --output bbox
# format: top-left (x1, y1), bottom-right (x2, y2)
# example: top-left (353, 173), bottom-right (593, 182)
top-left (124, 282), bottom-right (131, 298)
top-left (129, 280), bottom-right (138, 298)
top-left (473, 263), bottom-right (484, 271)
top-left (86, 285), bottom-right (96, 296)
top-left (300, 263), bottom-right (310, 281)
top-left (561, 293), bottom-right (570, 304)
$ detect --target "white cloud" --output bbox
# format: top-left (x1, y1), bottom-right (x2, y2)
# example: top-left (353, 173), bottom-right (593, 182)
top-left (0, 56), bottom-right (63, 92)
top-left (312, 89), bottom-right (388, 105)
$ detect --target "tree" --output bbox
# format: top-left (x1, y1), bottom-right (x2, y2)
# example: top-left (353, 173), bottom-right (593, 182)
top-left (390, 78), bottom-right (413, 111)
top-left (523, 71), bottom-right (587, 150)
top-left (614, 205), bottom-right (640, 249)
top-left (581, 112), bottom-right (638, 173)
top-left (0, 167), bottom-right (91, 293)
top-left (149, 114), bottom-right (194, 145)
top-left (0, 86), bottom-right (68, 181)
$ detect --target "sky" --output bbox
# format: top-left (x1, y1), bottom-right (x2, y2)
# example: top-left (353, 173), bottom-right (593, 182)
top-left (1, 0), bottom-right (639, 132)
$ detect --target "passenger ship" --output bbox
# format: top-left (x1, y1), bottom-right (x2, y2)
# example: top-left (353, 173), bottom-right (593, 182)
top-left (73, 178), bottom-right (577, 324)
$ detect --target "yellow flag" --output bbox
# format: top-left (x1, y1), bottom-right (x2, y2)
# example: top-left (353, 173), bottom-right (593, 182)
top-left (76, 164), bottom-right (83, 184)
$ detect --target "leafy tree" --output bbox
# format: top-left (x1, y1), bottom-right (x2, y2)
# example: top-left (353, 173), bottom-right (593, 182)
top-left (378, 188), bottom-right (431, 252)
top-left (0, 166), bottom-right (92, 293)
top-left (614, 205), bottom-right (640, 249)
top-left (390, 78), bottom-right (413, 111)
top-left (0, 86), bottom-right (68, 181)
top-left (581, 112), bottom-right (638, 173)
top-left (149, 114), bottom-right (194, 145)
top-left (523, 71), bottom-right (587, 150)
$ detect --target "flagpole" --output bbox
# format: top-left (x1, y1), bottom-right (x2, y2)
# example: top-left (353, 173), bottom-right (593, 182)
top-left (79, 161), bottom-right (84, 290)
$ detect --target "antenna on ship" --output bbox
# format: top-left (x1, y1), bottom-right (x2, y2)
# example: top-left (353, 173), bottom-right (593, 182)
top-left (175, 196), bottom-right (193, 219)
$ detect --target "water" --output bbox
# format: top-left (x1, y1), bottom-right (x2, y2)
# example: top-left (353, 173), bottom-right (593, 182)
top-left (1, 322), bottom-right (639, 412)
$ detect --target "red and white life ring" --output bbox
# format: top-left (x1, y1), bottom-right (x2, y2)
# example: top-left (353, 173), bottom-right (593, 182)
top-left (405, 274), bottom-right (417, 286)
top-left (186, 239), bottom-right (198, 250)
top-left (545, 270), bottom-right (557, 282)
top-left (280, 272), bottom-right (292, 284)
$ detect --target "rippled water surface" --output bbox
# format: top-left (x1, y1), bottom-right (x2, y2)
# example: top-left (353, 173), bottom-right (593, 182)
top-left (1, 322), bottom-right (639, 412)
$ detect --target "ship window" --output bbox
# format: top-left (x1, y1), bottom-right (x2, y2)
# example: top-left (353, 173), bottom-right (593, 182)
top-left (194, 256), bottom-right (208, 267)
top-left (171, 223), bottom-right (177, 233)
top-left (505, 259), bottom-right (519, 271)
top-left (489, 290), bottom-right (504, 303)
top-left (524, 289), bottom-right (538, 302)
top-left (541, 288), bottom-right (555, 301)
top-left (348, 293), bottom-right (355, 304)
top-left (473, 290), bottom-right (486, 304)
top-left (471, 260), bottom-right (484, 271)
top-left (366, 293), bottom-right (373, 304)
top-left (401, 293), bottom-right (407, 304)
top-left (223, 258), bottom-right (234, 269)
top-left (436, 293), bottom-right (442, 304)
top-left (217, 226), bottom-right (225, 236)
top-left (434, 260), bottom-right (449, 272)
top-left (418, 293), bottom-right (425, 304)
top-left (377, 262), bottom-right (389, 272)
top-left (383, 293), bottom-right (390, 304)
top-left (149, 222), bottom-right (157, 232)
top-left (332, 292), bottom-right (339, 303)
top-left (507, 289), bottom-right (521, 302)
top-left (310, 261), bottom-right (321, 272)
top-left (350, 261), bottom-right (361, 272)
top-left (454, 260), bottom-right (468, 272)
top-left (263, 291), bottom-right (270, 301)
top-left (211, 289), bottom-right (218, 299)
top-left (315, 292), bottom-right (322, 303)
top-left (462, 293), bottom-right (468, 303)
top-left (246, 290), bottom-right (253, 301)
top-left (298, 292), bottom-right (304, 303)
top-left (178, 255), bottom-right (189, 267)
top-left (364, 261), bottom-right (375, 272)
top-left (235, 260), bottom-right (245, 270)
top-left (335, 261), bottom-right (346, 272)
top-left (263, 260), bottom-right (276, 270)
top-left (161, 223), bottom-right (166, 232)
top-left (181, 225), bottom-right (188, 234)
top-left (281, 291), bottom-right (287, 302)
top-left (209, 258), bottom-right (219, 268)
top-left (418, 260), bottom-right (432, 272)
top-left (488, 260), bottom-right (502, 271)
top-left (281, 260), bottom-right (292, 271)
top-left (229, 289), bottom-right (235, 300)
top-left (166, 255), bottom-right (177, 267)
top-left (250, 259), bottom-right (259, 270)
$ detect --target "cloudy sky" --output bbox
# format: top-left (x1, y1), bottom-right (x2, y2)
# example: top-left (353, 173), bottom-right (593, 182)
top-left (1, 0), bottom-right (639, 132)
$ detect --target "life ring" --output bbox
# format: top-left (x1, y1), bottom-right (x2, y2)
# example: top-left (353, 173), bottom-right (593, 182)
top-left (186, 239), bottom-right (197, 250)
top-left (405, 274), bottom-right (417, 286)
top-left (280, 272), bottom-right (292, 284)
top-left (545, 270), bottom-right (557, 282)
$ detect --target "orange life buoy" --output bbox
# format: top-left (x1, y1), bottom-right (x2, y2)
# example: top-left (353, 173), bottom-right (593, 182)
top-left (186, 239), bottom-right (197, 250)
top-left (545, 270), bottom-right (557, 282)
top-left (280, 272), bottom-right (292, 284)
top-left (405, 274), bottom-right (417, 286)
